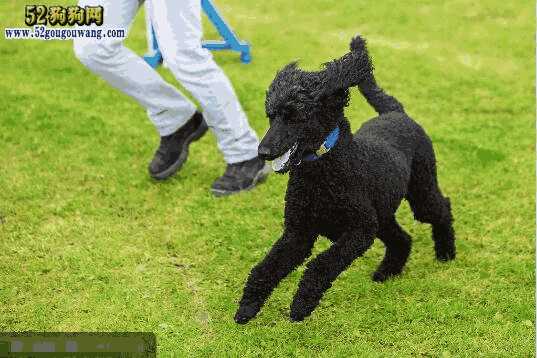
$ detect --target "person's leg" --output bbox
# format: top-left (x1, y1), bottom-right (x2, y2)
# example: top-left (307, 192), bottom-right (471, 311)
top-left (73, 0), bottom-right (209, 179)
top-left (147, 0), bottom-right (259, 164)
top-left (73, 0), bottom-right (197, 137)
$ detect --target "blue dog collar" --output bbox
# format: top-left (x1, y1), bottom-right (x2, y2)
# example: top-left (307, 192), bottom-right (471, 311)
top-left (303, 126), bottom-right (340, 162)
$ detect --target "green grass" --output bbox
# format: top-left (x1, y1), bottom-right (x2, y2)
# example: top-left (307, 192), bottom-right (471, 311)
top-left (0, 0), bottom-right (535, 356)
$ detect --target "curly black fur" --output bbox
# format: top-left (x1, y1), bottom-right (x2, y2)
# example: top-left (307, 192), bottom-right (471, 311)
top-left (235, 35), bottom-right (456, 324)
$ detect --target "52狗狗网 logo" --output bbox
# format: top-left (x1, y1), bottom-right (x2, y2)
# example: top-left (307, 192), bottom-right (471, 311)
top-left (25, 5), bottom-right (104, 27)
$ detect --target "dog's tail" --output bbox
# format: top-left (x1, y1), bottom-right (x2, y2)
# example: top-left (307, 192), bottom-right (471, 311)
top-left (349, 36), bottom-right (405, 115)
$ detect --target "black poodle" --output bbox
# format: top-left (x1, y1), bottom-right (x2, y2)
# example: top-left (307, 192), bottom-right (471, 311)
top-left (235, 35), bottom-right (456, 324)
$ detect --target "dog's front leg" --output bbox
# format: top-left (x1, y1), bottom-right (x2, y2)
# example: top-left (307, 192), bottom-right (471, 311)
top-left (289, 225), bottom-right (376, 322)
top-left (235, 229), bottom-right (316, 324)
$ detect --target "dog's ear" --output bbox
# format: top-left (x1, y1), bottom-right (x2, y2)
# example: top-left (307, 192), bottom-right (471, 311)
top-left (316, 35), bottom-right (374, 99)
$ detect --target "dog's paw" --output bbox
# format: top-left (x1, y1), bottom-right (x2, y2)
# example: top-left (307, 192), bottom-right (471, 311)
top-left (372, 267), bottom-right (403, 283)
top-left (289, 312), bottom-right (307, 322)
top-left (436, 250), bottom-right (456, 262)
top-left (289, 306), bottom-right (310, 322)
top-left (371, 270), bottom-right (389, 283)
top-left (234, 302), bottom-right (262, 324)
top-left (289, 296), bottom-right (318, 322)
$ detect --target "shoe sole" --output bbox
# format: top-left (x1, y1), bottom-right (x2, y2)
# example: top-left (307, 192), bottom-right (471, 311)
top-left (211, 163), bottom-right (272, 197)
top-left (150, 120), bottom-right (209, 180)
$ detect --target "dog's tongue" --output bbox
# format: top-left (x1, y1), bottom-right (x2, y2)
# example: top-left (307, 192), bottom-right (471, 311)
top-left (271, 143), bottom-right (298, 172)
top-left (272, 149), bottom-right (292, 172)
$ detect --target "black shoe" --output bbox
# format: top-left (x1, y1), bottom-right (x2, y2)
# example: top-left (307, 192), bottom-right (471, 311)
top-left (211, 157), bottom-right (271, 197)
top-left (148, 111), bottom-right (208, 180)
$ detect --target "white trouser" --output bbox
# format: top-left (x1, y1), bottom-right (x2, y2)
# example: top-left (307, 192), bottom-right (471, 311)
top-left (73, 0), bottom-right (259, 164)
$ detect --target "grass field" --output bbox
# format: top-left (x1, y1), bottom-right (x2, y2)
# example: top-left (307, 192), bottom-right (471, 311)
top-left (0, 0), bottom-right (535, 356)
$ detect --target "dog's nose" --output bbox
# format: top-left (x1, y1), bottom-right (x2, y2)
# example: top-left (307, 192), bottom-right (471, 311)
top-left (258, 144), bottom-right (272, 160)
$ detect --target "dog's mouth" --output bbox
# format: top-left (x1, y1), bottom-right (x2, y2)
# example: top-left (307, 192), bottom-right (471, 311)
top-left (271, 142), bottom-right (301, 174)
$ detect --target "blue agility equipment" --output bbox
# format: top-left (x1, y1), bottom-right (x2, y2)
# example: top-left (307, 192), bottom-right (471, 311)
top-left (143, 0), bottom-right (251, 67)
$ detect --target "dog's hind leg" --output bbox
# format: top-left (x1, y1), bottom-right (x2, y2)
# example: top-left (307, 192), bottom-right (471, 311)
top-left (235, 229), bottom-right (316, 324)
top-left (406, 141), bottom-right (456, 262)
top-left (372, 217), bottom-right (412, 282)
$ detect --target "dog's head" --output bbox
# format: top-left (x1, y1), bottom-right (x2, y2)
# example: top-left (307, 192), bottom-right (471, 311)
top-left (259, 36), bottom-right (373, 173)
